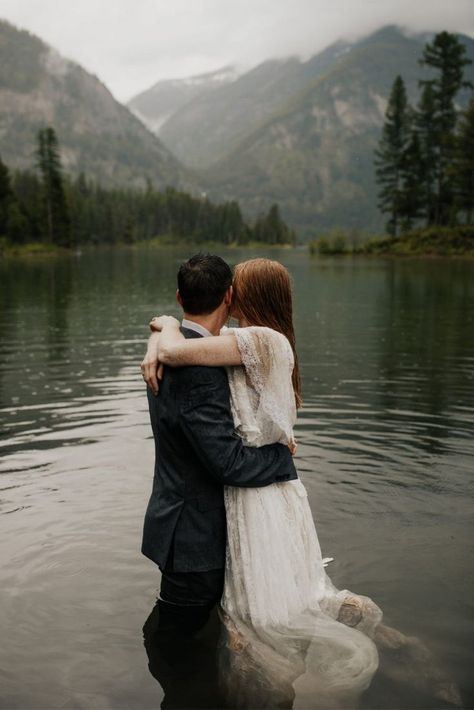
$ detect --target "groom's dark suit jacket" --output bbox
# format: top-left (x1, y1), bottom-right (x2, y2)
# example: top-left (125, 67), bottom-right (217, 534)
top-left (142, 327), bottom-right (297, 573)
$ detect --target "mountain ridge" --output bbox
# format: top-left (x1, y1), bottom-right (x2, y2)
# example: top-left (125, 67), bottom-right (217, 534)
top-left (2, 20), bottom-right (473, 237)
top-left (195, 26), bottom-right (474, 234)
top-left (128, 65), bottom-right (240, 134)
top-left (0, 19), bottom-right (190, 190)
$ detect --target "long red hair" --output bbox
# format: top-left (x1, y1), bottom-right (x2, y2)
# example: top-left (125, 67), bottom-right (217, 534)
top-left (232, 258), bottom-right (302, 407)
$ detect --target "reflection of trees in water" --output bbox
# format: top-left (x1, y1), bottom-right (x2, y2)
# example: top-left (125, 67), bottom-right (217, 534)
top-left (45, 258), bottom-right (73, 361)
top-left (0, 249), bottom-right (195, 431)
top-left (2, 251), bottom-right (473, 453)
top-left (0, 257), bottom-right (73, 388)
top-left (376, 259), bottom-right (474, 455)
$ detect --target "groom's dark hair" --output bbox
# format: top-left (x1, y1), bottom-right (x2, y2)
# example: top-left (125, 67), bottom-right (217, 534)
top-left (178, 253), bottom-right (233, 315)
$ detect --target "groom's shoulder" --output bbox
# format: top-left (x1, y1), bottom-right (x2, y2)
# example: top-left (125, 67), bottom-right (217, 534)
top-left (176, 327), bottom-right (228, 388)
top-left (171, 365), bottom-right (229, 412)
top-left (172, 362), bottom-right (228, 389)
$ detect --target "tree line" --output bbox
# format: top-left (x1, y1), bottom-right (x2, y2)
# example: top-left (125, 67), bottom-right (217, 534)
top-left (0, 128), bottom-right (295, 248)
top-left (375, 31), bottom-right (474, 235)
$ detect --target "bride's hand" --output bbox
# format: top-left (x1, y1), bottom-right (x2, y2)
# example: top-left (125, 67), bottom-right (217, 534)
top-left (288, 440), bottom-right (297, 455)
top-left (149, 315), bottom-right (180, 332)
top-left (141, 332), bottom-right (164, 395)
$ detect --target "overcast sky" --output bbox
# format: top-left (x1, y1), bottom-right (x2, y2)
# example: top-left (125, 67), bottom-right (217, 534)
top-left (1, 0), bottom-right (473, 102)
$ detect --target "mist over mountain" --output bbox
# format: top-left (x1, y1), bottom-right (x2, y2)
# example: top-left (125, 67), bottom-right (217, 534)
top-left (0, 20), bottom-right (189, 190)
top-left (128, 66), bottom-right (239, 135)
top-left (138, 42), bottom-right (353, 170)
top-left (2, 19), bottom-right (473, 236)
top-left (134, 25), bottom-right (473, 235)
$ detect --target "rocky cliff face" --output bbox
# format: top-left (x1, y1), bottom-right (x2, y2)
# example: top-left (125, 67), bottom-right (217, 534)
top-left (0, 20), bottom-right (189, 190)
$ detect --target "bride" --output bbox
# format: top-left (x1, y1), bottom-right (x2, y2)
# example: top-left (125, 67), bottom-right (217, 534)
top-left (144, 258), bottom-right (382, 708)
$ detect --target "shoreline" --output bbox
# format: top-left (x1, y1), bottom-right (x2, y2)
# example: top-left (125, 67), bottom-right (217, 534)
top-left (0, 240), bottom-right (298, 259)
top-left (1, 232), bottom-right (473, 259)
top-left (309, 225), bottom-right (474, 258)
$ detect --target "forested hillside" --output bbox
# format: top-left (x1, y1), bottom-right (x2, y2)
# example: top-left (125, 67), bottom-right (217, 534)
top-left (2, 20), bottom-right (473, 237)
top-left (133, 26), bottom-right (474, 235)
top-left (0, 20), bottom-right (189, 191)
top-left (203, 27), bottom-right (474, 234)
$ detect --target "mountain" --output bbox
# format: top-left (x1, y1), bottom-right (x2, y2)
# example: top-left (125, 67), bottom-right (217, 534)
top-left (3, 20), bottom-right (472, 236)
top-left (128, 66), bottom-right (239, 135)
top-left (132, 25), bottom-right (474, 235)
top-left (198, 26), bottom-right (474, 235)
top-left (0, 20), bottom-right (189, 190)
top-left (153, 43), bottom-right (352, 169)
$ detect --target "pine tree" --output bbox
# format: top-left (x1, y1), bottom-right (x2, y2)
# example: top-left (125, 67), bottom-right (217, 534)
top-left (13, 170), bottom-right (45, 242)
top-left (399, 132), bottom-right (426, 231)
top-left (266, 204), bottom-right (286, 244)
top-left (252, 213), bottom-right (269, 243)
top-left (453, 97), bottom-right (474, 223)
top-left (4, 127), bottom-right (294, 248)
top-left (414, 84), bottom-right (438, 224)
top-left (0, 156), bottom-right (13, 236)
top-left (221, 201), bottom-right (244, 245)
top-left (375, 76), bottom-right (411, 236)
top-left (419, 32), bottom-right (473, 224)
top-left (6, 202), bottom-right (29, 244)
top-left (36, 127), bottom-right (71, 245)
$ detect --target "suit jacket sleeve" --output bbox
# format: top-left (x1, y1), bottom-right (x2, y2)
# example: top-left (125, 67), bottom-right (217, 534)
top-left (178, 367), bottom-right (297, 487)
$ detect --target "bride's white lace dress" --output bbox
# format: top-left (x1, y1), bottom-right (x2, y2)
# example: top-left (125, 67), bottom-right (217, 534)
top-left (220, 326), bottom-right (383, 709)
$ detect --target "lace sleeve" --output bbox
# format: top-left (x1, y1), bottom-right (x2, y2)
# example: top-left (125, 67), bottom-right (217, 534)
top-left (230, 326), bottom-right (296, 445)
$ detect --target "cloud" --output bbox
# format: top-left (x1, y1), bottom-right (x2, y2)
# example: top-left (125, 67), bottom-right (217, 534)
top-left (1, 0), bottom-right (473, 101)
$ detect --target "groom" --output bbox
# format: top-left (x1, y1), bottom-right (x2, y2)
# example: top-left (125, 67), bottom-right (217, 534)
top-left (141, 252), bottom-right (297, 633)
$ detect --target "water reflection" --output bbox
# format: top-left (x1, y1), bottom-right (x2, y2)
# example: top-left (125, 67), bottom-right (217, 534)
top-left (0, 249), bottom-right (473, 708)
top-left (143, 601), bottom-right (225, 710)
top-left (375, 259), bottom-right (474, 456)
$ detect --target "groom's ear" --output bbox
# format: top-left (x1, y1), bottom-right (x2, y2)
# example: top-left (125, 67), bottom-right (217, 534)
top-left (176, 289), bottom-right (184, 308)
top-left (223, 285), bottom-right (233, 306)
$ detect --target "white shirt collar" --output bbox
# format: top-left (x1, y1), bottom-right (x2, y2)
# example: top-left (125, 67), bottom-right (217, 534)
top-left (181, 318), bottom-right (212, 338)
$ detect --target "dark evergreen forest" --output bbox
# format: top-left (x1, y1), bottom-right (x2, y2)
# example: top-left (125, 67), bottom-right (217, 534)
top-left (0, 128), bottom-right (295, 249)
top-left (375, 32), bottom-right (474, 236)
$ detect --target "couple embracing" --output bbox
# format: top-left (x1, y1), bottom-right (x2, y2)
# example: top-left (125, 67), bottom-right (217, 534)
top-left (140, 253), bottom-right (382, 708)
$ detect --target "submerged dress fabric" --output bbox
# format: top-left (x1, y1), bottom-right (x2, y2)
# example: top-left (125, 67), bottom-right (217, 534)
top-left (220, 326), bottom-right (383, 708)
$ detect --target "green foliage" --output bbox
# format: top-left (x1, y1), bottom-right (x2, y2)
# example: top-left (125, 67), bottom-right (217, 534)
top-left (418, 32), bottom-right (473, 224)
top-left (36, 127), bottom-right (71, 246)
top-left (5, 202), bottom-right (29, 244)
top-left (375, 32), bottom-right (474, 233)
top-left (356, 225), bottom-right (474, 256)
top-left (414, 83), bottom-right (438, 223)
top-left (399, 131), bottom-right (426, 230)
top-left (0, 132), bottom-right (294, 249)
top-left (420, 32), bottom-right (473, 136)
top-left (308, 229), bottom-right (351, 255)
top-left (0, 155), bottom-right (33, 245)
top-left (0, 156), bottom-right (13, 235)
top-left (253, 204), bottom-right (295, 245)
top-left (12, 170), bottom-right (43, 242)
top-left (308, 223), bottom-right (474, 257)
top-left (453, 97), bottom-right (474, 223)
top-left (374, 76), bottom-right (411, 235)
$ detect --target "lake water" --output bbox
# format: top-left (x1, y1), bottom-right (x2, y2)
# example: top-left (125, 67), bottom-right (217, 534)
top-left (0, 248), bottom-right (473, 709)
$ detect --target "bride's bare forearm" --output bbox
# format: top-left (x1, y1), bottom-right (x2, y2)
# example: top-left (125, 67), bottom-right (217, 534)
top-left (158, 324), bottom-right (188, 365)
top-left (160, 328), bottom-right (242, 367)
